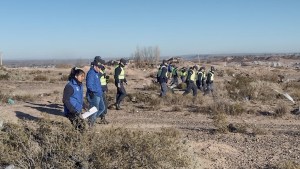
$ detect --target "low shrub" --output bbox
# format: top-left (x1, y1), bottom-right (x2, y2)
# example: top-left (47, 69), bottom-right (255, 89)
top-left (274, 102), bottom-right (288, 118)
top-left (0, 73), bottom-right (10, 80)
top-left (33, 75), bottom-right (48, 81)
top-left (0, 119), bottom-right (191, 169)
top-left (225, 74), bottom-right (256, 100)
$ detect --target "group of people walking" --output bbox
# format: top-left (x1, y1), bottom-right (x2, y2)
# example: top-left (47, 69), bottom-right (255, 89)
top-left (62, 57), bottom-right (215, 130)
top-left (62, 56), bottom-right (127, 130)
top-left (157, 60), bottom-right (215, 97)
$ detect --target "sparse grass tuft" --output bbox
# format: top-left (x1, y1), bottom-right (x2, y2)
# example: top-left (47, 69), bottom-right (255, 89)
top-left (33, 75), bottom-right (48, 81)
top-left (212, 113), bottom-right (228, 133)
top-left (13, 94), bottom-right (35, 102)
top-left (171, 105), bottom-right (182, 112)
top-left (274, 102), bottom-right (288, 118)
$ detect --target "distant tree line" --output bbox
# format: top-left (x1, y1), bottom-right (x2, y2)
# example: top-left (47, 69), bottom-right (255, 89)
top-left (131, 46), bottom-right (160, 68)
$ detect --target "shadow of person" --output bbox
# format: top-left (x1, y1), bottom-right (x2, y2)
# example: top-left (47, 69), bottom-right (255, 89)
top-left (24, 102), bottom-right (64, 117)
top-left (15, 111), bottom-right (40, 121)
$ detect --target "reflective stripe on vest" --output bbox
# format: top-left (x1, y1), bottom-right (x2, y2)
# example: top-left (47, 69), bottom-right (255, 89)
top-left (119, 67), bottom-right (125, 79)
top-left (210, 71), bottom-right (214, 81)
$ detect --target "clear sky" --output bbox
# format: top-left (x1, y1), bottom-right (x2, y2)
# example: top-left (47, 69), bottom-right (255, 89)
top-left (0, 0), bottom-right (300, 60)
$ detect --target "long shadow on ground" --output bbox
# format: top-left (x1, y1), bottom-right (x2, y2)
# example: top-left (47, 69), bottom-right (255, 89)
top-left (25, 101), bottom-right (64, 117)
top-left (15, 111), bottom-right (40, 121)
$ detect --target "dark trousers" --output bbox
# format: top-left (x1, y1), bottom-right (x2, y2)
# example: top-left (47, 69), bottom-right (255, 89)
top-left (160, 82), bottom-right (167, 97)
top-left (183, 82), bottom-right (197, 96)
top-left (101, 92), bottom-right (108, 116)
top-left (116, 83), bottom-right (126, 105)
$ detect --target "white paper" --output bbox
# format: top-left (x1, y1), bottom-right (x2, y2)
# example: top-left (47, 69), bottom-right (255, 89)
top-left (81, 106), bottom-right (98, 119)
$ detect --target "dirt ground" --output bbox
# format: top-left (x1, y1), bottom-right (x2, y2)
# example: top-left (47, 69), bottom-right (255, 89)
top-left (1, 58), bottom-right (300, 169)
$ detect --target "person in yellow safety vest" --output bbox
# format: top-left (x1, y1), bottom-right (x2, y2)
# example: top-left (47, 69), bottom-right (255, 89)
top-left (182, 65), bottom-right (198, 97)
top-left (157, 60), bottom-right (168, 97)
top-left (196, 66), bottom-right (206, 92)
top-left (180, 67), bottom-right (187, 83)
top-left (114, 58), bottom-right (127, 110)
top-left (205, 66), bottom-right (215, 95)
top-left (170, 65), bottom-right (179, 87)
top-left (98, 65), bottom-right (109, 124)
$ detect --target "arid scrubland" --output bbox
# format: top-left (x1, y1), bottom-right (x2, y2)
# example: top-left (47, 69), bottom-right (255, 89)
top-left (0, 56), bottom-right (300, 168)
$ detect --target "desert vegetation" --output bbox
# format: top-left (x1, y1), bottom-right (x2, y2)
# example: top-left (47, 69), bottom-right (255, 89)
top-left (1, 56), bottom-right (300, 168)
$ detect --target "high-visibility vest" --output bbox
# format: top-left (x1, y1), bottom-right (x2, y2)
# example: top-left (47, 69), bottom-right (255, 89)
top-left (118, 67), bottom-right (125, 80)
top-left (157, 65), bottom-right (168, 77)
top-left (172, 68), bottom-right (178, 76)
top-left (208, 71), bottom-right (214, 81)
top-left (99, 70), bottom-right (107, 86)
top-left (180, 70), bottom-right (187, 77)
top-left (190, 70), bottom-right (196, 81)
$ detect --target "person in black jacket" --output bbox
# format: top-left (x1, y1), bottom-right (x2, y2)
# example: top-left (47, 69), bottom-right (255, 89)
top-left (114, 58), bottom-right (127, 110)
top-left (63, 67), bottom-right (86, 130)
top-left (157, 60), bottom-right (168, 97)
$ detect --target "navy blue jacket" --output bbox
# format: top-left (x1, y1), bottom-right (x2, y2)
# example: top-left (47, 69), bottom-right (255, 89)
top-left (63, 79), bottom-right (83, 115)
top-left (86, 67), bottom-right (103, 97)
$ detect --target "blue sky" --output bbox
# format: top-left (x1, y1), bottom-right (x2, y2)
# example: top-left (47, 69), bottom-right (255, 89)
top-left (0, 0), bottom-right (300, 60)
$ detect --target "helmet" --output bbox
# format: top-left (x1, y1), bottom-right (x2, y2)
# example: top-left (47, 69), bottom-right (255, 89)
top-left (211, 66), bottom-right (215, 71)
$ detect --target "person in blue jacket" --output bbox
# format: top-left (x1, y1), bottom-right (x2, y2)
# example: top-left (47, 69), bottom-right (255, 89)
top-left (86, 56), bottom-right (106, 126)
top-left (63, 67), bottom-right (86, 130)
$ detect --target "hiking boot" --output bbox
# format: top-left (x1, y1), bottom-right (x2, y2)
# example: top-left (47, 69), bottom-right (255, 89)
top-left (100, 116), bottom-right (109, 124)
top-left (116, 104), bottom-right (122, 110)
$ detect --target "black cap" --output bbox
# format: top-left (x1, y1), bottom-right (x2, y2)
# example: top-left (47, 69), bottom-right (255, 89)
top-left (93, 56), bottom-right (105, 67)
top-left (120, 58), bottom-right (127, 65)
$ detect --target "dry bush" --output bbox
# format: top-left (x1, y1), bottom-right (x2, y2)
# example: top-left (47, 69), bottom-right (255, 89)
top-left (29, 70), bottom-right (43, 75)
top-left (49, 78), bottom-right (57, 83)
top-left (60, 74), bottom-right (69, 81)
top-left (257, 72), bottom-right (279, 83)
top-left (250, 81), bottom-right (278, 102)
top-left (225, 74), bottom-right (256, 100)
top-left (274, 102), bottom-right (289, 118)
top-left (225, 69), bottom-right (235, 76)
top-left (0, 73), bottom-right (10, 80)
top-left (13, 94), bottom-right (35, 102)
top-left (171, 105), bottom-right (182, 112)
top-left (212, 113), bottom-right (228, 133)
top-left (33, 75), bottom-right (48, 81)
top-left (0, 119), bottom-right (190, 169)
top-left (0, 92), bottom-right (10, 103)
top-left (208, 100), bottom-right (245, 116)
